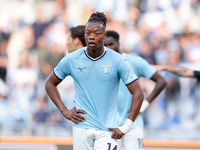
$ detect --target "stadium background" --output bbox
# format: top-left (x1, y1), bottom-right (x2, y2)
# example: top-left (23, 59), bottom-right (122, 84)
top-left (0, 0), bottom-right (200, 149)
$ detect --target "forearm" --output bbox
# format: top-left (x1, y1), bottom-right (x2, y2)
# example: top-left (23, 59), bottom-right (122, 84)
top-left (146, 77), bottom-right (166, 103)
top-left (45, 81), bottom-right (67, 113)
top-left (128, 91), bottom-right (143, 122)
top-left (166, 66), bottom-right (194, 77)
top-left (118, 90), bottom-right (143, 135)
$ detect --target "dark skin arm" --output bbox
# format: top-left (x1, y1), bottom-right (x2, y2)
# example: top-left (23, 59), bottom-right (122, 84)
top-left (45, 72), bottom-right (86, 123)
top-left (108, 80), bottom-right (144, 139)
top-left (146, 72), bottom-right (167, 103)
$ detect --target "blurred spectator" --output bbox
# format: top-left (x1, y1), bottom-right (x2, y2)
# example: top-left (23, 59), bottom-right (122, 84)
top-left (184, 34), bottom-right (200, 63)
top-left (124, 26), bottom-right (141, 52)
top-left (33, 98), bottom-right (50, 123)
top-left (35, 38), bottom-right (65, 99)
top-left (15, 0), bottom-right (35, 28)
top-left (138, 40), bottom-right (157, 64)
top-left (0, 32), bottom-right (10, 82)
top-left (36, 36), bottom-right (50, 80)
top-left (32, 8), bottom-right (49, 47)
top-left (164, 72), bottom-right (181, 127)
top-left (7, 50), bottom-right (37, 122)
top-left (154, 39), bottom-right (169, 65)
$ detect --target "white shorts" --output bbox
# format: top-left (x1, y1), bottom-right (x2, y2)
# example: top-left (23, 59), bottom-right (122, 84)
top-left (119, 127), bottom-right (144, 150)
top-left (73, 127), bottom-right (120, 150)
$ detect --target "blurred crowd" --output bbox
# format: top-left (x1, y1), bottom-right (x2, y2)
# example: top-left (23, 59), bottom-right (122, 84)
top-left (0, 0), bottom-right (200, 138)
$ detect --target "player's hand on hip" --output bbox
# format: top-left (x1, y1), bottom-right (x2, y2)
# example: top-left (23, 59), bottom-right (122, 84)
top-left (108, 128), bottom-right (124, 139)
top-left (62, 107), bottom-right (86, 124)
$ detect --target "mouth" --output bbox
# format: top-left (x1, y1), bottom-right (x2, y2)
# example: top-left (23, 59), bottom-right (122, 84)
top-left (88, 42), bottom-right (96, 47)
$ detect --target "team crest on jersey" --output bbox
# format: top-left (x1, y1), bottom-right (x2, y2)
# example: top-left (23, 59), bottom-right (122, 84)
top-left (101, 65), bottom-right (111, 73)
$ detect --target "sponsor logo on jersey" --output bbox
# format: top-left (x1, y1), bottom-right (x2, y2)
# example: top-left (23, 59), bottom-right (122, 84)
top-left (78, 67), bottom-right (86, 71)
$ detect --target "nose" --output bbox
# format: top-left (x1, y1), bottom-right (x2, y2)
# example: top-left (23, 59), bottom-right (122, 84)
top-left (89, 33), bottom-right (95, 40)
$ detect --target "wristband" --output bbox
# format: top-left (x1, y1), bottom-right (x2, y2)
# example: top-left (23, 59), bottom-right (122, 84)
top-left (118, 119), bottom-right (134, 134)
top-left (139, 99), bottom-right (149, 113)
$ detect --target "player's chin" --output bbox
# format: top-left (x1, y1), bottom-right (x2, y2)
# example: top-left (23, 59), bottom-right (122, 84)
top-left (67, 48), bottom-right (73, 53)
top-left (88, 45), bottom-right (97, 50)
top-left (90, 47), bottom-right (100, 52)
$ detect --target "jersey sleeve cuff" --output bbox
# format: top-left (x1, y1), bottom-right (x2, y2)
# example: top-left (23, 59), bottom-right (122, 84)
top-left (53, 70), bottom-right (63, 81)
top-left (125, 78), bottom-right (138, 86)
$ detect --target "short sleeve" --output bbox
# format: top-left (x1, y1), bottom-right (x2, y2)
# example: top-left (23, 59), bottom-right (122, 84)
top-left (118, 57), bottom-right (138, 85)
top-left (54, 56), bottom-right (71, 80)
top-left (139, 58), bottom-right (156, 79)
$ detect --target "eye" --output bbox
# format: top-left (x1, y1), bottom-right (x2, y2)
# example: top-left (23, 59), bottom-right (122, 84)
top-left (95, 33), bottom-right (100, 35)
top-left (109, 43), bottom-right (114, 46)
top-left (86, 32), bottom-right (90, 35)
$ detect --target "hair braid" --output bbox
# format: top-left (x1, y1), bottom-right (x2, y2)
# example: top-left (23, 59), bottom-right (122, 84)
top-left (87, 12), bottom-right (107, 27)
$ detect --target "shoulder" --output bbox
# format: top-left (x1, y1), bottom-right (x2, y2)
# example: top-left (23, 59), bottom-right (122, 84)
top-left (106, 47), bottom-right (124, 60)
top-left (106, 47), bottom-right (121, 56)
top-left (124, 53), bottom-right (146, 66)
top-left (124, 53), bottom-right (154, 69)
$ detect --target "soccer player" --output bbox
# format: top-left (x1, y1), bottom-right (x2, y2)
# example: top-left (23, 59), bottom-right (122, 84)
top-left (152, 65), bottom-right (200, 80)
top-left (45, 12), bottom-right (144, 150)
top-left (104, 31), bottom-right (167, 150)
top-left (66, 25), bottom-right (86, 53)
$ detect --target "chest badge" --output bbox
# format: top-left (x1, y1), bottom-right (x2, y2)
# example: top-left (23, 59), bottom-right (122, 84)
top-left (101, 65), bottom-right (111, 74)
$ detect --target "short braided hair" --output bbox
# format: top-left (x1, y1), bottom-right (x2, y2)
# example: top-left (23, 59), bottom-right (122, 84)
top-left (87, 12), bottom-right (108, 27)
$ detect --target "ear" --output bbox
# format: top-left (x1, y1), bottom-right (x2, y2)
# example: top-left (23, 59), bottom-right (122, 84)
top-left (74, 38), bottom-right (79, 45)
top-left (103, 32), bottom-right (107, 40)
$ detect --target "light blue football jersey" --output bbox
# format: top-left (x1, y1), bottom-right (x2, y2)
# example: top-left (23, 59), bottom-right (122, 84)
top-left (54, 47), bottom-right (138, 131)
top-left (118, 53), bottom-right (156, 128)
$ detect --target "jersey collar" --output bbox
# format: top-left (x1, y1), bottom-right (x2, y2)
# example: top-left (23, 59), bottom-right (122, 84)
top-left (84, 46), bottom-right (107, 61)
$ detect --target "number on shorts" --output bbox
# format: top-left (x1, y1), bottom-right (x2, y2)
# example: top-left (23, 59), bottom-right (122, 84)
top-left (107, 143), bottom-right (117, 150)
top-left (137, 138), bottom-right (144, 148)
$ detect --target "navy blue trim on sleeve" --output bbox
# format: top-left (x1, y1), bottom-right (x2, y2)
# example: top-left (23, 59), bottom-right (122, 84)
top-left (53, 70), bottom-right (63, 81)
top-left (194, 71), bottom-right (200, 80)
top-left (126, 78), bottom-right (138, 86)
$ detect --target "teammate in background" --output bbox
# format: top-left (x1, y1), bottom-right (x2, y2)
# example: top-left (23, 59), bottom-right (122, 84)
top-left (152, 65), bottom-right (200, 80)
top-left (45, 12), bottom-right (144, 150)
top-left (104, 31), bottom-right (167, 150)
top-left (66, 25), bottom-right (86, 53)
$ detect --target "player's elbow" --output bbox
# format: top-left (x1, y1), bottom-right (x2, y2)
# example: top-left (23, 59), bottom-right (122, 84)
top-left (163, 79), bottom-right (167, 88)
top-left (45, 80), bottom-right (50, 92)
top-left (137, 89), bottom-right (144, 102)
top-left (156, 75), bottom-right (167, 90)
top-left (45, 78), bottom-right (54, 93)
top-left (160, 78), bottom-right (167, 89)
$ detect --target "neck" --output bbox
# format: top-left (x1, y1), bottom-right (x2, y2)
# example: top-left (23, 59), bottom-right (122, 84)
top-left (77, 44), bottom-right (84, 50)
top-left (118, 49), bottom-right (122, 54)
top-left (86, 44), bottom-right (104, 58)
top-left (116, 47), bottom-right (122, 54)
